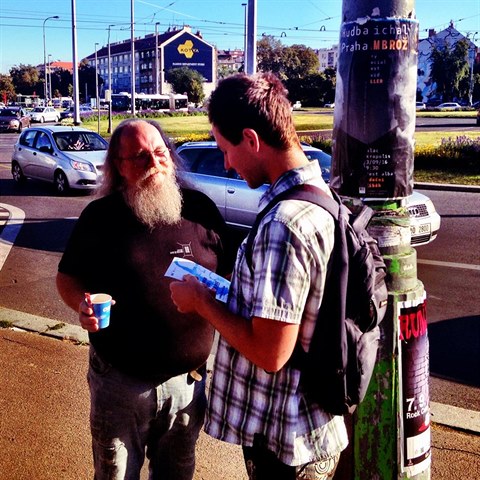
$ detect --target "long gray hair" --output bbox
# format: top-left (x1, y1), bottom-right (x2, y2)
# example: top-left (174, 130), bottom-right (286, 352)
top-left (100, 118), bottom-right (182, 196)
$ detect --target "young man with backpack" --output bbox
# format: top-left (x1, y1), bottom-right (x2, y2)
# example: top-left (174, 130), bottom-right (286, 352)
top-left (169, 72), bottom-right (348, 479)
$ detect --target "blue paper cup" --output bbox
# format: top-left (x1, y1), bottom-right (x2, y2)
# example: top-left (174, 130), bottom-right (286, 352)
top-left (90, 293), bottom-right (112, 329)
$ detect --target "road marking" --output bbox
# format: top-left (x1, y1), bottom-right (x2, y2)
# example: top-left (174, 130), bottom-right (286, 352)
top-left (418, 258), bottom-right (480, 271)
top-left (0, 204), bottom-right (25, 270)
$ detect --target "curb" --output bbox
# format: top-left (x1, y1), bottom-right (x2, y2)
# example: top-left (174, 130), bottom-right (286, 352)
top-left (1, 305), bottom-right (479, 436)
top-left (414, 182), bottom-right (480, 193)
top-left (0, 208), bottom-right (10, 226)
top-left (0, 306), bottom-right (89, 345)
top-left (430, 402), bottom-right (480, 434)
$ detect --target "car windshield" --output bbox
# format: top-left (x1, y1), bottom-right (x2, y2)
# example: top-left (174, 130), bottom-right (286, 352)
top-left (0, 109), bottom-right (18, 116)
top-left (32, 107), bottom-right (44, 112)
top-left (53, 131), bottom-right (108, 151)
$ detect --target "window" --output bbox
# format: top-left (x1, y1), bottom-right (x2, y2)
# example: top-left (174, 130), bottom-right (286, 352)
top-left (35, 132), bottom-right (53, 151)
top-left (19, 130), bottom-right (37, 148)
top-left (179, 148), bottom-right (228, 178)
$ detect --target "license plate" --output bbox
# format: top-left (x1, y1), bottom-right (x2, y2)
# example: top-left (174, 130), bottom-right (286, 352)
top-left (411, 223), bottom-right (431, 235)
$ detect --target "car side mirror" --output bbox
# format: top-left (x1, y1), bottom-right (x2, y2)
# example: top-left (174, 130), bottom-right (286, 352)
top-left (39, 145), bottom-right (53, 154)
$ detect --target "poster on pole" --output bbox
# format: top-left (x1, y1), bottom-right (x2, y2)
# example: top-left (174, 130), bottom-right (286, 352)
top-left (397, 293), bottom-right (431, 476)
top-left (331, 17), bottom-right (419, 199)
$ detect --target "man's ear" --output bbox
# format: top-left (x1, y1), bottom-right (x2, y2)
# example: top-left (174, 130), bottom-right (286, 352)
top-left (242, 128), bottom-right (260, 153)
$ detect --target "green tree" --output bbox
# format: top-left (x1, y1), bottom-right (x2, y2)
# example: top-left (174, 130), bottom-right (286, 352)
top-left (51, 68), bottom-right (74, 98)
top-left (257, 35), bottom-right (286, 77)
top-left (429, 39), bottom-right (470, 102)
top-left (218, 64), bottom-right (240, 80)
top-left (78, 60), bottom-right (103, 103)
top-left (286, 71), bottom-right (335, 107)
top-left (0, 74), bottom-right (16, 103)
top-left (257, 36), bottom-right (319, 80)
top-left (283, 44), bottom-right (319, 79)
top-left (9, 64), bottom-right (42, 96)
top-left (166, 67), bottom-right (205, 105)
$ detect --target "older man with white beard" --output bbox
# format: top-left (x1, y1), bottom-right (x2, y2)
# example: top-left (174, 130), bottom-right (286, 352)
top-left (56, 119), bottom-right (231, 480)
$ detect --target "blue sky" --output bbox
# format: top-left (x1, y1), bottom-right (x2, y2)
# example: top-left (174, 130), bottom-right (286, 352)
top-left (1, 0), bottom-right (479, 74)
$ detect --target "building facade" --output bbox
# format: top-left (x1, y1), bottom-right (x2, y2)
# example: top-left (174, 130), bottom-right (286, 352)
top-left (316, 45), bottom-right (338, 72)
top-left (86, 26), bottom-right (216, 98)
top-left (217, 49), bottom-right (245, 72)
top-left (418, 24), bottom-right (477, 103)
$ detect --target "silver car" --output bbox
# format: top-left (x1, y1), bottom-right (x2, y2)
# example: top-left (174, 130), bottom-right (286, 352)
top-left (29, 106), bottom-right (60, 123)
top-left (11, 125), bottom-right (108, 194)
top-left (177, 141), bottom-right (440, 247)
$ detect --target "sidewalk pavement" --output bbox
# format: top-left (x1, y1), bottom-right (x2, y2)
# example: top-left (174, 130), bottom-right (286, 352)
top-left (1, 190), bottom-right (480, 479)
top-left (1, 309), bottom-right (479, 480)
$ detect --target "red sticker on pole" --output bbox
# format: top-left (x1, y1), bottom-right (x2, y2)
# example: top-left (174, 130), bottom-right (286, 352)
top-left (398, 293), bottom-right (432, 476)
top-left (332, 18), bottom-right (419, 199)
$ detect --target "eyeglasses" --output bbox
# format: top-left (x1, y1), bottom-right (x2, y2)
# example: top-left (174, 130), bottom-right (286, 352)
top-left (121, 148), bottom-right (171, 166)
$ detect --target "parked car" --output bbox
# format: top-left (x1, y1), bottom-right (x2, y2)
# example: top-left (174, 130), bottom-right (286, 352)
top-left (415, 102), bottom-right (426, 110)
top-left (0, 107), bottom-right (31, 133)
top-left (425, 99), bottom-right (442, 108)
top-left (11, 125), bottom-right (108, 194)
top-left (324, 103), bottom-right (335, 108)
top-left (437, 102), bottom-right (462, 111)
top-left (29, 106), bottom-right (60, 123)
top-left (59, 105), bottom-right (94, 120)
top-left (292, 101), bottom-right (302, 110)
top-left (177, 141), bottom-right (441, 247)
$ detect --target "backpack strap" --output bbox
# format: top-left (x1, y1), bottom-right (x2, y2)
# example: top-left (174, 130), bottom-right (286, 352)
top-left (244, 183), bottom-right (340, 274)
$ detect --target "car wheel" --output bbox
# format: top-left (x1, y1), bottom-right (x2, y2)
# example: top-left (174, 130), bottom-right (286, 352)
top-left (12, 161), bottom-right (26, 184)
top-left (54, 171), bottom-right (69, 194)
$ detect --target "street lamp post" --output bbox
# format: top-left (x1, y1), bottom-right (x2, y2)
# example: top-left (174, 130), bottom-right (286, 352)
top-left (95, 42), bottom-right (100, 133)
top-left (241, 3), bottom-right (247, 72)
top-left (43, 15), bottom-right (59, 105)
top-left (130, 0), bottom-right (136, 116)
top-left (71, 0), bottom-right (81, 125)
top-left (468, 32), bottom-right (478, 106)
top-left (155, 22), bottom-right (160, 94)
top-left (48, 54), bottom-right (53, 101)
top-left (107, 24), bottom-right (114, 134)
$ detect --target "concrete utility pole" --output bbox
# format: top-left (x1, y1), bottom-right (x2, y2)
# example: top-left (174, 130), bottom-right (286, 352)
top-left (130, 0), bottom-right (136, 116)
top-left (468, 32), bottom-right (478, 106)
top-left (245, 0), bottom-right (257, 74)
top-left (70, 0), bottom-right (80, 125)
top-left (155, 22), bottom-right (160, 95)
top-left (95, 43), bottom-right (100, 134)
top-left (241, 3), bottom-right (247, 72)
top-left (48, 54), bottom-right (53, 101)
top-left (332, 1), bottom-right (431, 479)
top-left (107, 24), bottom-right (114, 134)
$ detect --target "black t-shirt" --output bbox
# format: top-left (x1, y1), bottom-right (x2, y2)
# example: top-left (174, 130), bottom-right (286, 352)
top-left (58, 188), bottom-right (230, 380)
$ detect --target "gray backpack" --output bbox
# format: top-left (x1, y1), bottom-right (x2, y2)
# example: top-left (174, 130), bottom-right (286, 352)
top-left (245, 184), bottom-right (388, 415)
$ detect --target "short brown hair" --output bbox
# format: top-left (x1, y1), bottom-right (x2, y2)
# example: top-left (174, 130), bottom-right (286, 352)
top-left (207, 72), bottom-right (299, 149)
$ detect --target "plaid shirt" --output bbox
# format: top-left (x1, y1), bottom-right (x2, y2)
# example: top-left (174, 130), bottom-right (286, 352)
top-left (205, 161), bottom-right (348, 466)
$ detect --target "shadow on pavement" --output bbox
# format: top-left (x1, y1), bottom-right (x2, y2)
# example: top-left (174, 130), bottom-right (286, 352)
top-left (14, 218), bottom-right (77, 253)
top-left (428, 315), bottom-right (480, 387)
top-left (0, 178), bottom-right (93, 198)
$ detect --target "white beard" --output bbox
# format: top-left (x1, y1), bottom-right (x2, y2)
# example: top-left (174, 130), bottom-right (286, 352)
top-left (123, 170), bottom-right (183, 229)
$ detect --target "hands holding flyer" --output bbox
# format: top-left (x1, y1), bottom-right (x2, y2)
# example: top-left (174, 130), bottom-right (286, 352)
top-left (165, 257), bottom-right (230, 303)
